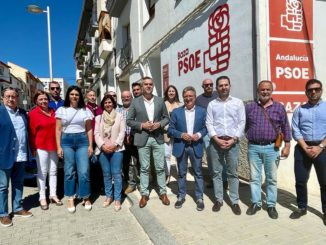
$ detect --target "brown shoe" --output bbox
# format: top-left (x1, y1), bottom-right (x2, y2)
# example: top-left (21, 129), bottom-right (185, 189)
top-left (0, 216), bottom-right (12, 227)
top-left (231, 204), bottom-right (241, 215)
top-left (139, 195), bottom-right (149, 208)
top-left (159, 194), bottom-right (170, 206)
top-left (13, 210), bottom-right (33, 218)
top-left (212, 201), bottom-right (223, 212)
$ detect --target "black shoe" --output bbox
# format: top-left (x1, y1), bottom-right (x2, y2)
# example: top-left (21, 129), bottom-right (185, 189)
top-left (246, 203), bottom-right (261, 215)
top-left (267, 207), bottom-right (278, 219)
top-left (174, 198), bottom-right (185, 209)
top-left (289, 208), bottom-right (307, 219)
top-left (323, 214), bottom-right (326, 226)
top-left (231, 204), bottom-right (241, 215)
top-left (196, 199), bottom-right (205, 211)
top-left (212, 201), bottom-right (223, 212)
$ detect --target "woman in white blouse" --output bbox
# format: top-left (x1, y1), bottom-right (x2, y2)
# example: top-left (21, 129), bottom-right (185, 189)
top-left (55, 86), bottom-right (94, 213)
top-left (94, 94), bottom-right (125, 211)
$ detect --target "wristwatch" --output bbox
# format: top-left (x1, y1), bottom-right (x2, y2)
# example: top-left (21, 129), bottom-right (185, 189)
top-left (319, 143), bottom-right (325, 149)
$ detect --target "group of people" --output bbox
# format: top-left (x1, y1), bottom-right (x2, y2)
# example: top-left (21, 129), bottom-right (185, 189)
top-left (0, 76), bottom-right (325, 227)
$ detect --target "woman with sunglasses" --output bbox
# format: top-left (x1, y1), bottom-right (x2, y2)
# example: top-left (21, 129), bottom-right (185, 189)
top-left (29, 90), bottom-right (62, 210)
top-left (163, 85), bottom-right (182, 184)
top-left (55, 86), bottom-right (94, 213)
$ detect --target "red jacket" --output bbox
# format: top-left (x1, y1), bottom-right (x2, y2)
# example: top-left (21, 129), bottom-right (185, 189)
top-left (29, 106), bottom-right (57, 151)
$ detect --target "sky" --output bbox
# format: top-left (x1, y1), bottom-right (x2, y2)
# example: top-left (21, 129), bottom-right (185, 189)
top-left (0, 0), bottom-right (83, 85)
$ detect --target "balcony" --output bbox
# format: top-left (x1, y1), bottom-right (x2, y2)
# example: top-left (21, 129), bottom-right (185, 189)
top-left (118, 40), bottom-right (132, 70)
top-left (106, 0), bottom-right (128, 17)
top-left (99, 39), bottom-right (113, 60)
top-left (89, 52), bottom-right (101, 73)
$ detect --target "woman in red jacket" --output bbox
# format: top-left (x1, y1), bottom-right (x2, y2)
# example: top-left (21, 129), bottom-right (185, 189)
top-left (29, 90), bottom-right (62, 210)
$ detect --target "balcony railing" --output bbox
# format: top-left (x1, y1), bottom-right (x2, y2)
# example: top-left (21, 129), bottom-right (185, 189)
top-left (118, 40), bottom-right (132, 70)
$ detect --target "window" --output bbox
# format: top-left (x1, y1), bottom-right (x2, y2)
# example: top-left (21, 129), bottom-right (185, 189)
top-left (0, 67), bottom-right (4, 76)
top-left (145, 0), bottom-right (155, 19)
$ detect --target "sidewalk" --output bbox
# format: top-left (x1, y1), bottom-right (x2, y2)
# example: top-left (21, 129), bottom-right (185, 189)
top-left (2, 167), bottom-right (326, 245)
top-left (128, 165), bottom-right (326, 245)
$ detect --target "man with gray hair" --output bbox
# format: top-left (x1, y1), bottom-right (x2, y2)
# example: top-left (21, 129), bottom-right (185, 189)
top-left (168, 86), bottom-right (207, 210)
top-left (0, 87), bottom-right (33, 227)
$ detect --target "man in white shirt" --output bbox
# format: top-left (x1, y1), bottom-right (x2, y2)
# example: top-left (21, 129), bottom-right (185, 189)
top-left (168, 86), bottom-right (207, 211)
top-left (206, 76), bottom-right (246, 215)
top-left (127, 77), bottom-right (170, 208)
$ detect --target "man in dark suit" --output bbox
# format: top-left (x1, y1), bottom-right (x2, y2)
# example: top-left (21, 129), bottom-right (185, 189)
top-left (168, 86), bottom-right (207, 211)
top-left (0, 87), bottom-right (33, 227)
top-left (127, 77), bottom-right (170, 208)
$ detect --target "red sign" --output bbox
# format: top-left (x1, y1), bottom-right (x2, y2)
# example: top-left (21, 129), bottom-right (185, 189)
top-left (176, 3), bottom-right (230, 77)
top-left (269, 0), bottom-right (313, 112)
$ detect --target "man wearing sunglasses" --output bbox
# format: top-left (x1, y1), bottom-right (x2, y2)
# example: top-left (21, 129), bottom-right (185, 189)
top-left (291, 79), bottom-right (326, 226)
top-left (48, 81), bottom-right (64, 111)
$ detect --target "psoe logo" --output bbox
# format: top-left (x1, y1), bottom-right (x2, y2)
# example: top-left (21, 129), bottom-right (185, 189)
top-left (203, 3), bottom-right (230, 75)
top-left (281, 0), bottom-right (303, 32)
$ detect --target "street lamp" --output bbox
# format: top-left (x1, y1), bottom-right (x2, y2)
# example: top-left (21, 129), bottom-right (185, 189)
top-left (27, 5), bottom-right (53, 82)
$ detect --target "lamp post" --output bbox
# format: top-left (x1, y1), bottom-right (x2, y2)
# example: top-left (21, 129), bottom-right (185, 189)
top-left (27, 5), bottom-right (53, 82)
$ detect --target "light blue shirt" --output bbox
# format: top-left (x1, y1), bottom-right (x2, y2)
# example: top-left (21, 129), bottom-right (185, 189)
top-left (292, 100), bottom-right (326, 141)
top-left (5, 106), bottom-right (28, 162)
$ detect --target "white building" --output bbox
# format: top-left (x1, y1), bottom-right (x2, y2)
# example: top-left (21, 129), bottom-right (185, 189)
top-left (39, 78), bottom-right (69, 99)
top-left (74, 0), bottom-right (326, 195)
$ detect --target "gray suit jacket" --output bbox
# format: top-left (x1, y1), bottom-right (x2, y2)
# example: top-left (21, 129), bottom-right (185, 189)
top-left (127, 96), bottom-right (169, 147)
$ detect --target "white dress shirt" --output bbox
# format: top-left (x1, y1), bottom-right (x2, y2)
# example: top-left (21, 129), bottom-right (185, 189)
top-left (206, 96), bottom-right (245, 138)
top-left (144, 96), bottom-right (154, 122)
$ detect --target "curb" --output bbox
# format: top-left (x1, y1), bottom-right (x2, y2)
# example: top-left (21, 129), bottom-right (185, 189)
top-left (126, 192), bottom-right (178, 245)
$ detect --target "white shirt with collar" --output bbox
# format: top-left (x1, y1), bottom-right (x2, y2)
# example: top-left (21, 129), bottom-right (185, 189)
top-left (5, 106), bottom-right (28, 162)
top-left (185, 105), bottom-right (202, 138)
top-left (143, 96), bottom-right (154, 122)
top-left (206, 96), bottom-right (245, 138)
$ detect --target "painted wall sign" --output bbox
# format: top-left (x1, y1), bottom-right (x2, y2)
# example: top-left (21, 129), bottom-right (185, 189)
top-left (161, 1), bottom-right (253, 101)
top-left (269, 0), bottom-right (314, 112)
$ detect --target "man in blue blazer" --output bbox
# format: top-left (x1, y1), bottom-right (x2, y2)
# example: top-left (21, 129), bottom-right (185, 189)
top-left (0, 87), bottom-right (33, 227)
top-left (168, 86), bottom-right (207, 211)
top-left (127, 77), bottom-right (170, 208)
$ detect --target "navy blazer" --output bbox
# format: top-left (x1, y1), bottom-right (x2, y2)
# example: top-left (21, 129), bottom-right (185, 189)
top-left (0, 105), bottom-right (28, 169)
top-left (168, 106), bottom-right (207, 158)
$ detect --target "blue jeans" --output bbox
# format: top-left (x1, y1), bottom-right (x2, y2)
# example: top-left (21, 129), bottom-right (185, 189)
top-left (208, 141), bottom-right (239, 204)
top-left (204, 136), bottom-right (227, 181)
top-left (294, 144), bottom-right (326, 213)
top-left (248, 143), bottom-right (279, 207)
top-left (0, 162), bottom-right (25, 217)
top-left (138, 137), bottom-right (166, 196)
top-left (61, 133), bottom-right (90, 199)
top-left (177, 145), bottom-right (204, 201)
top-left (99, 151), bottom-right (123, 201)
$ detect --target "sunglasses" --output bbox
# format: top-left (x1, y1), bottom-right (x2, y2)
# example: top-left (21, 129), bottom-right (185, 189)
top-left (50, 87), bottom-right (60, 91)
top-left (203, 83), bottom-right (213, 88)
top-left (307, 87), bottom-right (322, 93)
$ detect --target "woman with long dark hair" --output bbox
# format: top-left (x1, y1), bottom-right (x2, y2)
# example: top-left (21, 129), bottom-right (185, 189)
top-left (163, 85), bottom-right (181, 184)
top-left (55, 86), bottom-right (94, 213)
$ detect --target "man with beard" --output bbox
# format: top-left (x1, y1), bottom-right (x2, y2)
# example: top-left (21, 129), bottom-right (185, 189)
top-left (291, 79), bottom-right (326, 226)
top-left (48, 81), bottom-right (64, 111)
top-left (206, 76), bottom-right (245, 215)
top-left (245, 80), bottom-right (291, 219)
